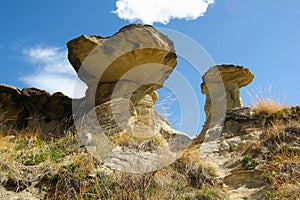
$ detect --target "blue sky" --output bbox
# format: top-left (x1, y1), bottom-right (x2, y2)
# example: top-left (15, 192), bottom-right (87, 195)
top-left (1, 0), bottom-right (300, 136)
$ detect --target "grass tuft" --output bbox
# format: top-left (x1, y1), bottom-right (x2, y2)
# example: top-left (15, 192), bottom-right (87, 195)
top-left (247, 85), bottom-right (287, 115)
top-left (251, 98), bottom-right (287, 116)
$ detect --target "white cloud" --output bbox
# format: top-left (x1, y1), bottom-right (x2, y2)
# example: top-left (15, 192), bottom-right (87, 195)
top-left (21, 46), bottom-right (87, 98)
top-left (113, 0), bottom-right (214, 24)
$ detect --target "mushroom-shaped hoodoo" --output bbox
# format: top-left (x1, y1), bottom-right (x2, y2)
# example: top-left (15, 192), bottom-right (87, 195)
top-left (194, 65), bottom-right (254, 144)
top-left (67, 24), bottom-right (177, 106)
top-left (201, 65), bottom-right (254, 117)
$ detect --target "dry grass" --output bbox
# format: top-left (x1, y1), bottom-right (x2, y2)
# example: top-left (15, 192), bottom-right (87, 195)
top-left (0, 128), bottom-right (227, 200)
top-left (251, 98), bottom-right (287, 115)
top-left (252, 118), bottom-right (300, 199)
top-left (247, 85), bottom-right (288, 115)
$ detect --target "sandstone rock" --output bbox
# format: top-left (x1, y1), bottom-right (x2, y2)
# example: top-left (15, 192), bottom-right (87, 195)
top-left (194, 65), bottom-right (254, 144)
top-left (67, 24), bottom-right (177, 106)
top-left (226, 107), bottom-right (254, 120)
top-left (219, 140), bottom-right (230, 152)
top-left (195, 107), bottom-right (265, 158)
top-left (0, 85), bottom-right (74, 135)
top-left (22, 88), bottom-right (73, 134)
top-left (0, 84), bottom-right (25, 130)
top-left (201, 65), bottom-right (254, 115)
top-left (67, 25), bottom-right (193, 173)
top-left (222, 107), bottom-right (263, 138)
top-left (225, 137), bottom-right (242, 151)
top-left (168, 130), bottom-right (193, 152)
top-left (223, 170), bottom-right (265, 189)
top-left (194, 106), bottom-right (272, 199)
top-left (76, 93), bottom-right (192, 173)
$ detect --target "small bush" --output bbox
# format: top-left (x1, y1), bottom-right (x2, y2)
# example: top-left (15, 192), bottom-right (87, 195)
top-left (240, 155), bottom-right (258, 170)
top-left (240, 155), bottom-right (252, 165)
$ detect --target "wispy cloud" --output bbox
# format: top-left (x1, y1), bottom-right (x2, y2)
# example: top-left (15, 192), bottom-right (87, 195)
top-left (21, 46), bottom-right (87, 98)
top-left (113, 0), bottom-right (214, 25)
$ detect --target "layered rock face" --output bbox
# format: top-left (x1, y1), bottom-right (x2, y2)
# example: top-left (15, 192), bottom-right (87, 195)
top-left (0, 84), bottom-right (73, 135)
top-left (195, 65), bottom-right (254, 144)
top-left (67, 24), bottom-right (177, 106)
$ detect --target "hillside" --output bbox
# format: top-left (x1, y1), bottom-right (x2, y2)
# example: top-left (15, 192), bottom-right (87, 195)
top-left (0, 106), bottom-right (299, 199)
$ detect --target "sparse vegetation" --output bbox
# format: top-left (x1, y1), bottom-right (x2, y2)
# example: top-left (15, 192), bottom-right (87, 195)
top-left (0, 129), bottom-right (226, 200)
top-left (1, 90), bottom-right (300, 199)
top-left (240, 155), bottom-right (258, 170)
top-left (252, 118), bottom-right (300, 199)
top-left (251, 98), bottom-right (287, 116)
top-left (247, 85), bottom-right (288, 116)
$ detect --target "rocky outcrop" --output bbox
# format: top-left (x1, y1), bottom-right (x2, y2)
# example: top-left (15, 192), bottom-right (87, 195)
top-left (67, 24), bottom-right (177, 106)
top-left (22, 88), bottom-right (73, 135)
top-left (194, 106), bottom-right (300, 199)
top-left (0, 25), bottom-right (186, 161)
top-left (76, 93), bottom-right (192, 173)
top-left (0, 84), bottom-right (73, 135)
top-left (68, 25), bottom-right (193, 172)
top-left (194, 107), bottom-right (271, 199)
top-left (0, 84), bottom-right (25, 130)
top-left (201, 65), bottom-right (254, 114)
top-left (194, 65), bottom-right (254, 144)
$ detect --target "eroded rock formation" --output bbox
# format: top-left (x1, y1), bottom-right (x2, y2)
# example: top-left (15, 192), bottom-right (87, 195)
top-left (1, 26), bottom-right (256, 172)
top-left (0, 25), bottom-right (186, 159)
top-left (68, 25), bottom-right (191, 173)
top-left (201, 65), bottom-right (254, 114)
top-left (194, 106), bottom-right (300, 199)
top-left (195, 65), bottom-right (254, 144)
top-left (0, 84), bottom-right (24, 130)
top-left (22, 88), bottom-right (73, 134)
top-left (67, 24), bottom-right (177, 106)
top-left (0, 84), bottom-right (73, 135)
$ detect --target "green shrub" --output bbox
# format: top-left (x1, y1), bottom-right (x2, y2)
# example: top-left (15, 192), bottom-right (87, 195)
top-left (16, 150), bottom-right (47, 166)
top-left (240, 155), bottom-right (258, 170)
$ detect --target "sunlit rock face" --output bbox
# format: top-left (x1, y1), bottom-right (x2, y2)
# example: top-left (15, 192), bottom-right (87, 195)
top-left (68, 25), bottom-right (193, 173)
top-left (67, 24), bottom-right (177, 106)
top-left (76, 93), bottom-right (193, 173)
top-left (201, 65), bottom-right (254, 115)
top-left (195, 65), bottom-right (254, 144)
